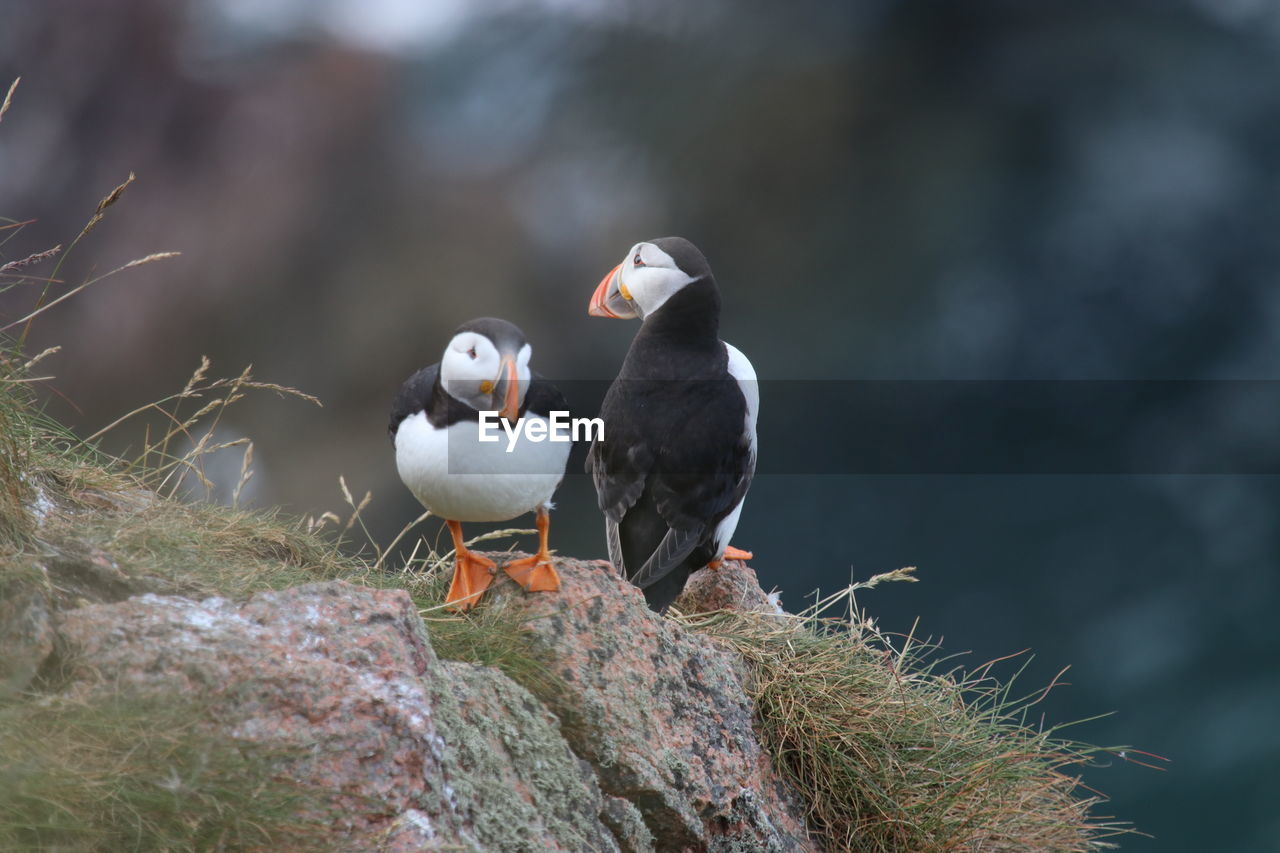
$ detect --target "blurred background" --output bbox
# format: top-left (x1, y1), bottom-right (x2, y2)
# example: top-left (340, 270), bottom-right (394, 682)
top-left (2, 0), bottom-right (1278, 849)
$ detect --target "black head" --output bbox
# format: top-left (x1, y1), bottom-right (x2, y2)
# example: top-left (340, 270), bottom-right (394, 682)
top-left (648, 236), bottom-right (713, 282)
top-left (454, 317), bottom-right (529, 354)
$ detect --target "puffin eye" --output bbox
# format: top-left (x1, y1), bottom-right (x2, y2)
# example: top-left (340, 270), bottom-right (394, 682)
top-left (633, 251), bottom-right (645, 268)
top-left (467, 347), bottom-right (477, 359)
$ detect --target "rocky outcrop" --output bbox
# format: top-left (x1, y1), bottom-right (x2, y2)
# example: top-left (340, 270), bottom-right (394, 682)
top-left (46, 557), bottom-right (817, 852)
top-left (486, 557), bottom-right (812, 851)
top-left (57, 582), bottom-right (618, 851)
top-left (676, 560), bottom-right (786, 616)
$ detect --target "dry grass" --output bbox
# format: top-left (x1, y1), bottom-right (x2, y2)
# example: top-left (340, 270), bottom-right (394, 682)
top-left (0, 352), bottom-right (364, 612)
top-left (674, 572), bottom-right (1131, 852)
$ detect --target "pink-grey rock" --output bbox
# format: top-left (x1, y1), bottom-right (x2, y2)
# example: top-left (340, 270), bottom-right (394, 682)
top-left (485, 555), bottom-right (816, 852)
top-left (57, 581), bottom-right (619, 851)
top-left (675, 560), bottom-right (785, 615)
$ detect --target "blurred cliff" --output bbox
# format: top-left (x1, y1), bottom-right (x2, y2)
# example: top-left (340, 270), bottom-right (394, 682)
top-left (2, 1), bottom-right (1278, 849)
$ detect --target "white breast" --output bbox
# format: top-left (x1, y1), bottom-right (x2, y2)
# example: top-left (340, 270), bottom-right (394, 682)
top-left (712, 341), bottom-right (759, 556)
top-left (725, 341), bottom-right (759, 459)
top-left (394, 412), bottom-right (569, 522)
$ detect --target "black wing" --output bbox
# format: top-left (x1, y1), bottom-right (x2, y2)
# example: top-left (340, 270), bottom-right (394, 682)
top-left (388, 363), bottom-right (439, 440)
top-left (640, 377), bottom-right (752, 585)
top-left (648, 377), bottom-right (752, 529)
top-left (590, 376), bottom-right (753, 587)
top-left (587, 379), bottom-right (657, 524)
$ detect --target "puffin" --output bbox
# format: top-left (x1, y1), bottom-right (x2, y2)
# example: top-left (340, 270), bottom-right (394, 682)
top-left (586, 237), bottom-right (758, 613)
top-left (389, 317), bottom-right (569, 611)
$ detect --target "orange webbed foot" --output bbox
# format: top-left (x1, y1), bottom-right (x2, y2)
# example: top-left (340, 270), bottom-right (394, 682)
top-left (443, 519), bottom-right (497, 611)
top-left (502, 506), bottom-right (561, 593)
top-left (708, 544), bottom-right (753, 569)
top-left (445, 548), bottom-right (498, 611)
top-left (503, 552), bottom-right (561, 592)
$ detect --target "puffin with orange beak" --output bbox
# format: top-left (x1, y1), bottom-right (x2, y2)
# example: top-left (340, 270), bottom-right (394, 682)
top-left (390, 317), bottom-right (569, 610)
top-left (587, 237), bottom-right (758, 613)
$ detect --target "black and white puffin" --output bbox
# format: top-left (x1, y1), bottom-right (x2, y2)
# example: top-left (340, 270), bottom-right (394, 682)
top-left (586, 237), bottom-right (758, 613)
top-left (389, 317), bottom-right (569, 611)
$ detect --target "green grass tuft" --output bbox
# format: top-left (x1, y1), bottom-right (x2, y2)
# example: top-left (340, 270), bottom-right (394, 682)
top-left (0, 692), bottom-right (335, 852)
top-left (0, 360), bottom-right (40, 549)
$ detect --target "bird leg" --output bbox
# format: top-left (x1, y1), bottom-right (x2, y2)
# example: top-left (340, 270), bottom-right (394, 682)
top-left (708, 544), bottom-right (754, 569)
top-left (502, 506), bottom-right (561, 593)
top-left (445, 520), bottom-right (498, 611)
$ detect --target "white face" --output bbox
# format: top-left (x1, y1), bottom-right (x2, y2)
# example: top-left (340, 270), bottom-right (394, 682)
top-left (610, 241), bottom-right (697, 319)
top-left (439, 331), bottom-right (533, 414)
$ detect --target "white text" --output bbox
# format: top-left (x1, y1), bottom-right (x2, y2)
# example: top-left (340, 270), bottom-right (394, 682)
top-left (477, 411), bottom-right (604, 452)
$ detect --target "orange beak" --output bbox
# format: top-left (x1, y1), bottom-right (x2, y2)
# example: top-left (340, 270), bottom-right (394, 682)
top-left (588, 263), bottom-right (624, 318)
top-left (498, 356), bottom-right (520, 420)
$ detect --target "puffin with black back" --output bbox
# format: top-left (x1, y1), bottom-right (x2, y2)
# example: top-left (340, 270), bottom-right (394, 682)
top-left (587, 237), bottom-right (758, 613)
top-left (389, 317), bottom-right (569, 610)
